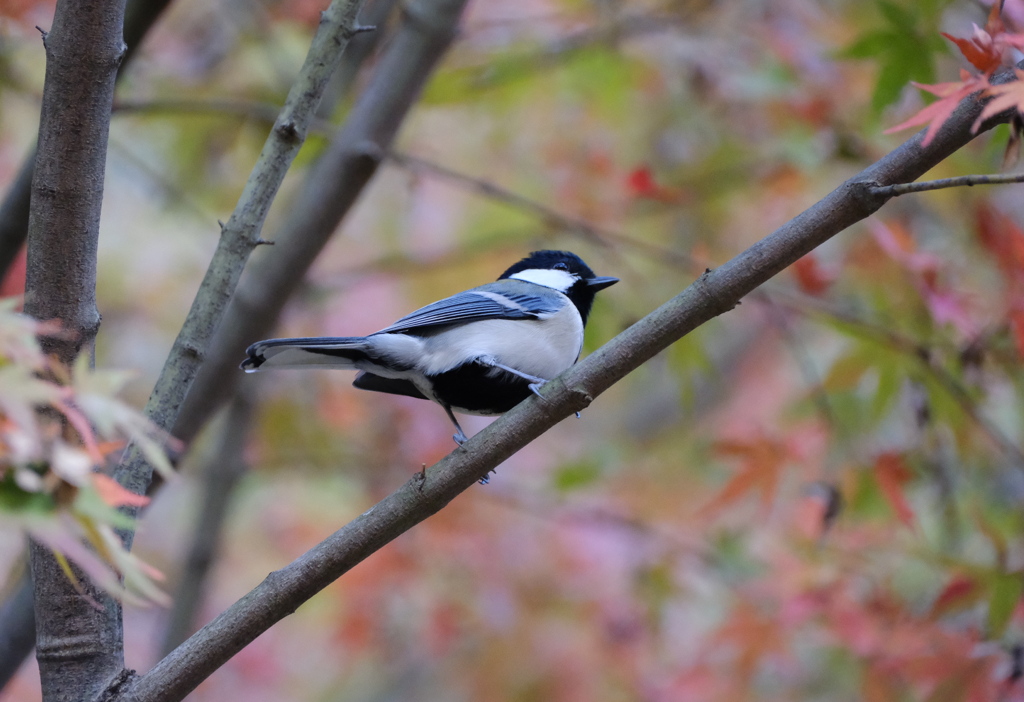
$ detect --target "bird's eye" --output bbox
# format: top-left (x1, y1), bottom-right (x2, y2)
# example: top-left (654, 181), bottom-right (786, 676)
top-left (553, 262), bottom-right (569, 271)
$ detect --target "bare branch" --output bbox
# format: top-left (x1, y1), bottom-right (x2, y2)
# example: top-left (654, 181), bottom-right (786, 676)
top-left (871, 171), bottom-right (1024, 196)
top-left (170, 0), bottom-right (471, 448)
top-left (112, 0), bottom-right (369, 508)
top-left (160, 390), bottom-right (253, 656)
top-left (127, 56), bottom-right (1015, 702)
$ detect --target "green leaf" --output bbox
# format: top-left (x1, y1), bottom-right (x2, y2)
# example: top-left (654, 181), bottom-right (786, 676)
top-left (552, 460), bottom-right (602, 492)
top-left (876, 0), bottom-right (916, 31)
top-left (72, 487), bottom-right (137, 532)
top-left (986, 571), bottom-right (1023, 637)
top-left (0, 473), bottom-right (54, 513)
top-left (839, 0), bottom-right (945, 113)
top-left (823, 352), bottom-right (870, 391)
top-left (839, 31), bottom-right (898, 60)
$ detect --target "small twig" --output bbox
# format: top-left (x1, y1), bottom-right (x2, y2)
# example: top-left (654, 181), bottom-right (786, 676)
top-left (871, 172), bottom-right (1024, 197)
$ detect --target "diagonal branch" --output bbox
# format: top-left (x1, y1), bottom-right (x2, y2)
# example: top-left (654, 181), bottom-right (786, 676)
top-left (170, 0), bottom-right (472, 447)
top-left (121, 56), bottom-right (1018, 702)
top-left (112, 0), bottom-right (369, 507)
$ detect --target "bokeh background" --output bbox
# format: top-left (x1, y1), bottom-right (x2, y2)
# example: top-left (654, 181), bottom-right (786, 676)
top-left (4, 0), bottom-right (1024, 699)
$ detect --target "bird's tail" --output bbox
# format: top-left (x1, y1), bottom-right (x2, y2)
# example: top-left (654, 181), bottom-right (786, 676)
top-left (241, 337), bottom-right (371, 372)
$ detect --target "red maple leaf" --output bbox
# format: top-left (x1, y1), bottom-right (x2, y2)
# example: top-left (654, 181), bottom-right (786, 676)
top-left (791, 252), bottom-right (833, 296)
top-left (943, 3), bottom-right (1008, 72)
top-left (884, 71), bottom-right (990, 146)
top-left (975, 69), bottom-right (1024, 130)
top-left (625, 165), bottom-right (687, 204)
top-left (929, 575), bottom-right (983, 619)
top-left (888, 5), bottom-right (1024, 146)
top-left (944, 3), bottom-right (1024, 71)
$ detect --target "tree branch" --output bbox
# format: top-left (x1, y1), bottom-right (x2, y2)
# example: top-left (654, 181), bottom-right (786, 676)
top-left (0, 570), bottom-right (35, 685)
top-left (122, 58), bottom-right (1014, 702)
top-left (170, 0), bottom-right (471, 447)
top-left (23, 0), bottom-right (129, 699)
top-left (112, 0), bottom-right (369, 508)
top-left (160, 389), bottom-right (254, 656)
top-left (870, 171), bottom-right (1024, 196)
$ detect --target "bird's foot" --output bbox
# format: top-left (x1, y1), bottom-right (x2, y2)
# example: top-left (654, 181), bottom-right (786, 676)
top-left (453, 430), bottom-right (468, 446)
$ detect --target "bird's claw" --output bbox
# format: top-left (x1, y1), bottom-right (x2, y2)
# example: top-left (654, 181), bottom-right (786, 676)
top-left (528, 382), bottom-right (547, 399)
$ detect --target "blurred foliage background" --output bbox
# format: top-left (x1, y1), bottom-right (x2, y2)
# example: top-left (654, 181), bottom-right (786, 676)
top-left (4, 0), bottom-right (1024, 699)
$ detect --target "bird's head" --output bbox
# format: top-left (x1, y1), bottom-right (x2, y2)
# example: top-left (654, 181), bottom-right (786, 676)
top-left (499, 250), bottom-right (618, 324)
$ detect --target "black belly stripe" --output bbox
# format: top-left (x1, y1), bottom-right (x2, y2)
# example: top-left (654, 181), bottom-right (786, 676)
top-left (428, 362), bottom-right (532, 415)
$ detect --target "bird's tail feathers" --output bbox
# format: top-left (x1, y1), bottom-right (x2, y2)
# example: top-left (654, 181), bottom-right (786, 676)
top-left (241, 337), bottom-right (370, 372)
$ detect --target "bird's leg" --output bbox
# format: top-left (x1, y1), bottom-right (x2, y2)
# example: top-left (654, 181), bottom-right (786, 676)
top-left (442, 404), bottom-right (490, 484)
top-left (480, 358), bottom-right (550, 398)
top-left (443, 404), bottom-right (469, 446)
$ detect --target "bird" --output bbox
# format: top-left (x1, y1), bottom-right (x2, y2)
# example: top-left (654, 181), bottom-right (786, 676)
top-left (240, 250), bottom-right (618, 445)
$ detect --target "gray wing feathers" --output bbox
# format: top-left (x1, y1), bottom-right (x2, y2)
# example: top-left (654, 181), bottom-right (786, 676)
top-left (373, 287), bottom-right (562, 335)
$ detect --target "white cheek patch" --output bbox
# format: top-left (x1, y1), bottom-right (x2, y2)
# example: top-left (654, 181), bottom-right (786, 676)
top-left (509, 268), bottom-right (578, 292)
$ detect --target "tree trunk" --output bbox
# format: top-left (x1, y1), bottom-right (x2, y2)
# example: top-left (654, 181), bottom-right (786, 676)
top-left (22, 0), bottom-right (128, 699)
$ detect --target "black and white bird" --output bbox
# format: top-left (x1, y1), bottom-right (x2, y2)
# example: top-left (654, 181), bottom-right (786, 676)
top-left (240, 250), bottom-right (618, 445)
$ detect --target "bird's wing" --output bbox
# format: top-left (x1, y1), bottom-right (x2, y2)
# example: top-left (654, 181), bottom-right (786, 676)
top-left (373, 286), bottom-right (562, 335)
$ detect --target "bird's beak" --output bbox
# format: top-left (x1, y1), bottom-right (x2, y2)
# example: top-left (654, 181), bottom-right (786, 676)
top-left (586, 276), bottom-right (619, 291)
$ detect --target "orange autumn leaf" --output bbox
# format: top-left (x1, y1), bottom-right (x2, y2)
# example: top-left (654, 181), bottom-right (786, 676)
top-left (942, 3), bottom-right (1007, 73)
top-left (701, 437), bottom-right (789, 517)
top-left (874, 453), bottom-right (915, 526)
top-left (92, 473), bottom-right (150, 508)
top-left (94, 440), bottom-right (126, 457)
top-left (710, 602), bottom-right (785, 687)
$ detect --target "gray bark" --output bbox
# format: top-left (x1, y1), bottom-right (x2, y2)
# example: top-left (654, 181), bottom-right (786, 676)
top-left (159, 390), bottom-right (253, 655)
top-left (159, 0), bottom-right (397, 657)
top-left (22, 0), bottom-right (129, 699)
top-left (0, 572), bottom-right (35, 684)
top-left (0, 0), bottom-right (178, 691)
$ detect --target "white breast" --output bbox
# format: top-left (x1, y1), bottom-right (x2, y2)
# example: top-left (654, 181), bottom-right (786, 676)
top-left (415, 303), bottom-right (584, 379)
